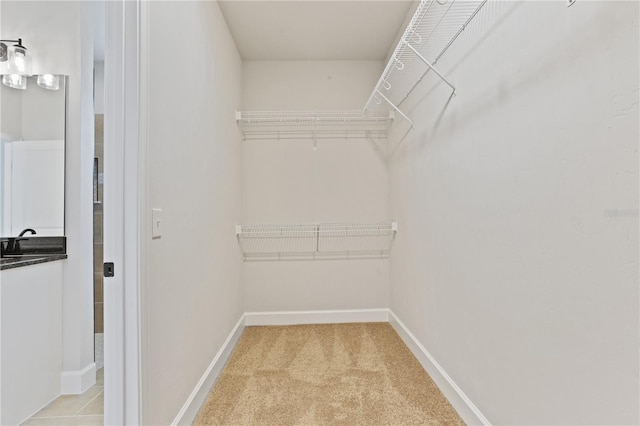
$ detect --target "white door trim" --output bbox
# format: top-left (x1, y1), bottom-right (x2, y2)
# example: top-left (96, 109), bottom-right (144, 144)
top-left (104, 0), bottom-right (142, 424)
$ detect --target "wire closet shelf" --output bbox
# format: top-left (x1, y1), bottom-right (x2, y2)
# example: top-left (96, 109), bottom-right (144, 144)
top-left (235, 110), bottom-right (394, 141)
top-left (365, 0), bottom-right (487, 124)
top-left (236, 221), bottom-right (398, 261)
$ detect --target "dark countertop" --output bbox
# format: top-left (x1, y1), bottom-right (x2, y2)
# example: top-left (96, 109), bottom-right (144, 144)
top-left (0, 236), bottom-right (67, 270)
top-left (0, 254), bottom-right (68, 271)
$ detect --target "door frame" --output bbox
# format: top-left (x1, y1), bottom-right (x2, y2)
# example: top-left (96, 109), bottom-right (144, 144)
top-left (103, 0), bottom-right (144, 424)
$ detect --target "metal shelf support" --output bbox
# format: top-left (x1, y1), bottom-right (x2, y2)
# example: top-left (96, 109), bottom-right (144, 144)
top-left (374, 90), bottom-right (414, 128)
top-left (403, 41), bottom-right (456, 94)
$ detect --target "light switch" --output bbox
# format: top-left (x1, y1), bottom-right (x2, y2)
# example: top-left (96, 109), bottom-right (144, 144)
top-left (152, 208), bottom-right (162, 239)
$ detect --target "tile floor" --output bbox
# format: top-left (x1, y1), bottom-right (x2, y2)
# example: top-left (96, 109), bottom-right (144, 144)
top-left (21, 369), bottom-right (104, 426)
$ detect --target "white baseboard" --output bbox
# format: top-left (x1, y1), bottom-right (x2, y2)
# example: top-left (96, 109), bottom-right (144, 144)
top-left (172, 309), bottom-right (488, 426)
top-left (61, 362), bottom-right (96, 395)
top-left (244, 308), bottom-right (389, 326)
top-left (171, 314), bottom-right (247, 426)
top-left (388, 311), bottom-right (491, 426)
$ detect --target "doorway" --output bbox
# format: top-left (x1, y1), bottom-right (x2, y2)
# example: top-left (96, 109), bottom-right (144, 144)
top-left (92, 0), bottom-right (106, 416)
top-left (93, 82), bottom-right (104, 375)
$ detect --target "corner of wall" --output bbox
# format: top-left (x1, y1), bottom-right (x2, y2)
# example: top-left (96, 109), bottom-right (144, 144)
top-left (60, 363), bottom-right (97, 395)
top-left (171, 314), bottom-right (246, 426)
top-left (388, 311), bottom-right (490, 426)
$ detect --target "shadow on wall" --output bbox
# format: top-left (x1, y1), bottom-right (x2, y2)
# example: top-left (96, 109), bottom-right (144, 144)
top-left (365, 134), bottom-right (391, 164)
top-left (412, 1), bottom-right (630, 143)
top-left (385, 2), bottom-right (524, 159)
top-left (387, 90), bottom-right (456, 159)
top-left (388, 1), bottom-right (638, 160)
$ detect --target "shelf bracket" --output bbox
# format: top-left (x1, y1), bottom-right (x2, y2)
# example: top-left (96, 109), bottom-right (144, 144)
top-left (403, 41), bottom-right (456, 94)
top-left (235, 111), bottom-right (246, 140)
top-left (374, 90), bottom-right (413, 128)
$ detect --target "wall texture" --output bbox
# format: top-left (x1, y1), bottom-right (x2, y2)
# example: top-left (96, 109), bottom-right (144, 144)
top-left (242, 60), bottom-right (391, 312)
top-left (388, 1), bottom-right (639, 424)
top-left (143, 2), bottom-right (244, 424)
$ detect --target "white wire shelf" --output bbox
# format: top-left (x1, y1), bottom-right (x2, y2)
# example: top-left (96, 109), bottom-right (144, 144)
top-left (235, 110), bottom-right (394, 141)
top-left (365, 0), bottom-right (487, 124)
top-left (236, 221), bottom-right (398, 261)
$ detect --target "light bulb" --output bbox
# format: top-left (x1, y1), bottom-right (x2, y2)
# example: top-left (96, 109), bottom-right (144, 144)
top-left (37, 74), bottom-right (60, 90)
top-left (14, 55), bottom-right (25, 70)
top-left (8, 46), bottom-right (32, 75)
top-left (2, 74), bottom-right (27, 89)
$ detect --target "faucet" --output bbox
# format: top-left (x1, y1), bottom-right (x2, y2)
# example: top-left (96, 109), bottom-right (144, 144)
top-left (18, 228), bottom-right (36, 237)
top-left (1, 229), bottom-right (36, 256)
top-left (3, 238), bottom-right (20, 255)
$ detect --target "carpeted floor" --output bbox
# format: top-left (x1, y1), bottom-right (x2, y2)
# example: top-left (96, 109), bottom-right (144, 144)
top-left (194, 322), bottom-right (464, 425)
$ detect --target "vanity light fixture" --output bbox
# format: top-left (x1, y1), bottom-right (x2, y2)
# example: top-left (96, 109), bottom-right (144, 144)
top-left (0, 42), bottom-right (7, 62)
top-left (37, 74), bottom-right (60, 90)
top-left (1, 38), bottom-right (32, 89)
top-left (1, 39), bottom-right (32, 75)
top-left (2, 74), bottom-right (26, 90)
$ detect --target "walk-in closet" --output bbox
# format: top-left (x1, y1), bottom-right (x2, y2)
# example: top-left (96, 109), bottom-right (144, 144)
top-left (0, 0), bottom-right (637, 425)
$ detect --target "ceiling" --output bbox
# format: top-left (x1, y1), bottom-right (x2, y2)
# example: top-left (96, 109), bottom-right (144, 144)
top-left (218, 1), bottom-right (415, 61)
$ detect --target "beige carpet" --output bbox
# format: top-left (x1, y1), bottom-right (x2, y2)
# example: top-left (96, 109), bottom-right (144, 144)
top-left (194, 323), bottom-right (464, 425)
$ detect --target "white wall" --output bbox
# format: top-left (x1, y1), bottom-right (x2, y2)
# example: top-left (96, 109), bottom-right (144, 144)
top-left (143, 2), bottom-right (244, 424)
top-left (1, 261), bottom-right (63, 425)
top-left (64, 2), bottom-right (96, 391)
top-left (388, 1), bottom-right (639, 424)
top-left (0, 0), bottom-right (96, 401)
top-left (242, 60), bottom-right (391, 312)
top-left (93, 61), bottom-right (104, 115)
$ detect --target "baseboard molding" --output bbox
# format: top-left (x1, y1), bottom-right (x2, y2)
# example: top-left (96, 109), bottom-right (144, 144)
top-left (172, 309), bottom-right (488, 426)
top-left (244, 308), bottom-right (389, 326)
top-left (388, 311), bottom-right (491, 426)
top-left (171, 314), bottom-right (247, 426)
top-left (60, 362), bottom-right (96, 395)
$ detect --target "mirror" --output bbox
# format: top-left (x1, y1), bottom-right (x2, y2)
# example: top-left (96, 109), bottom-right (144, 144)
top-left (0, 75), bottom-right (66, 237)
